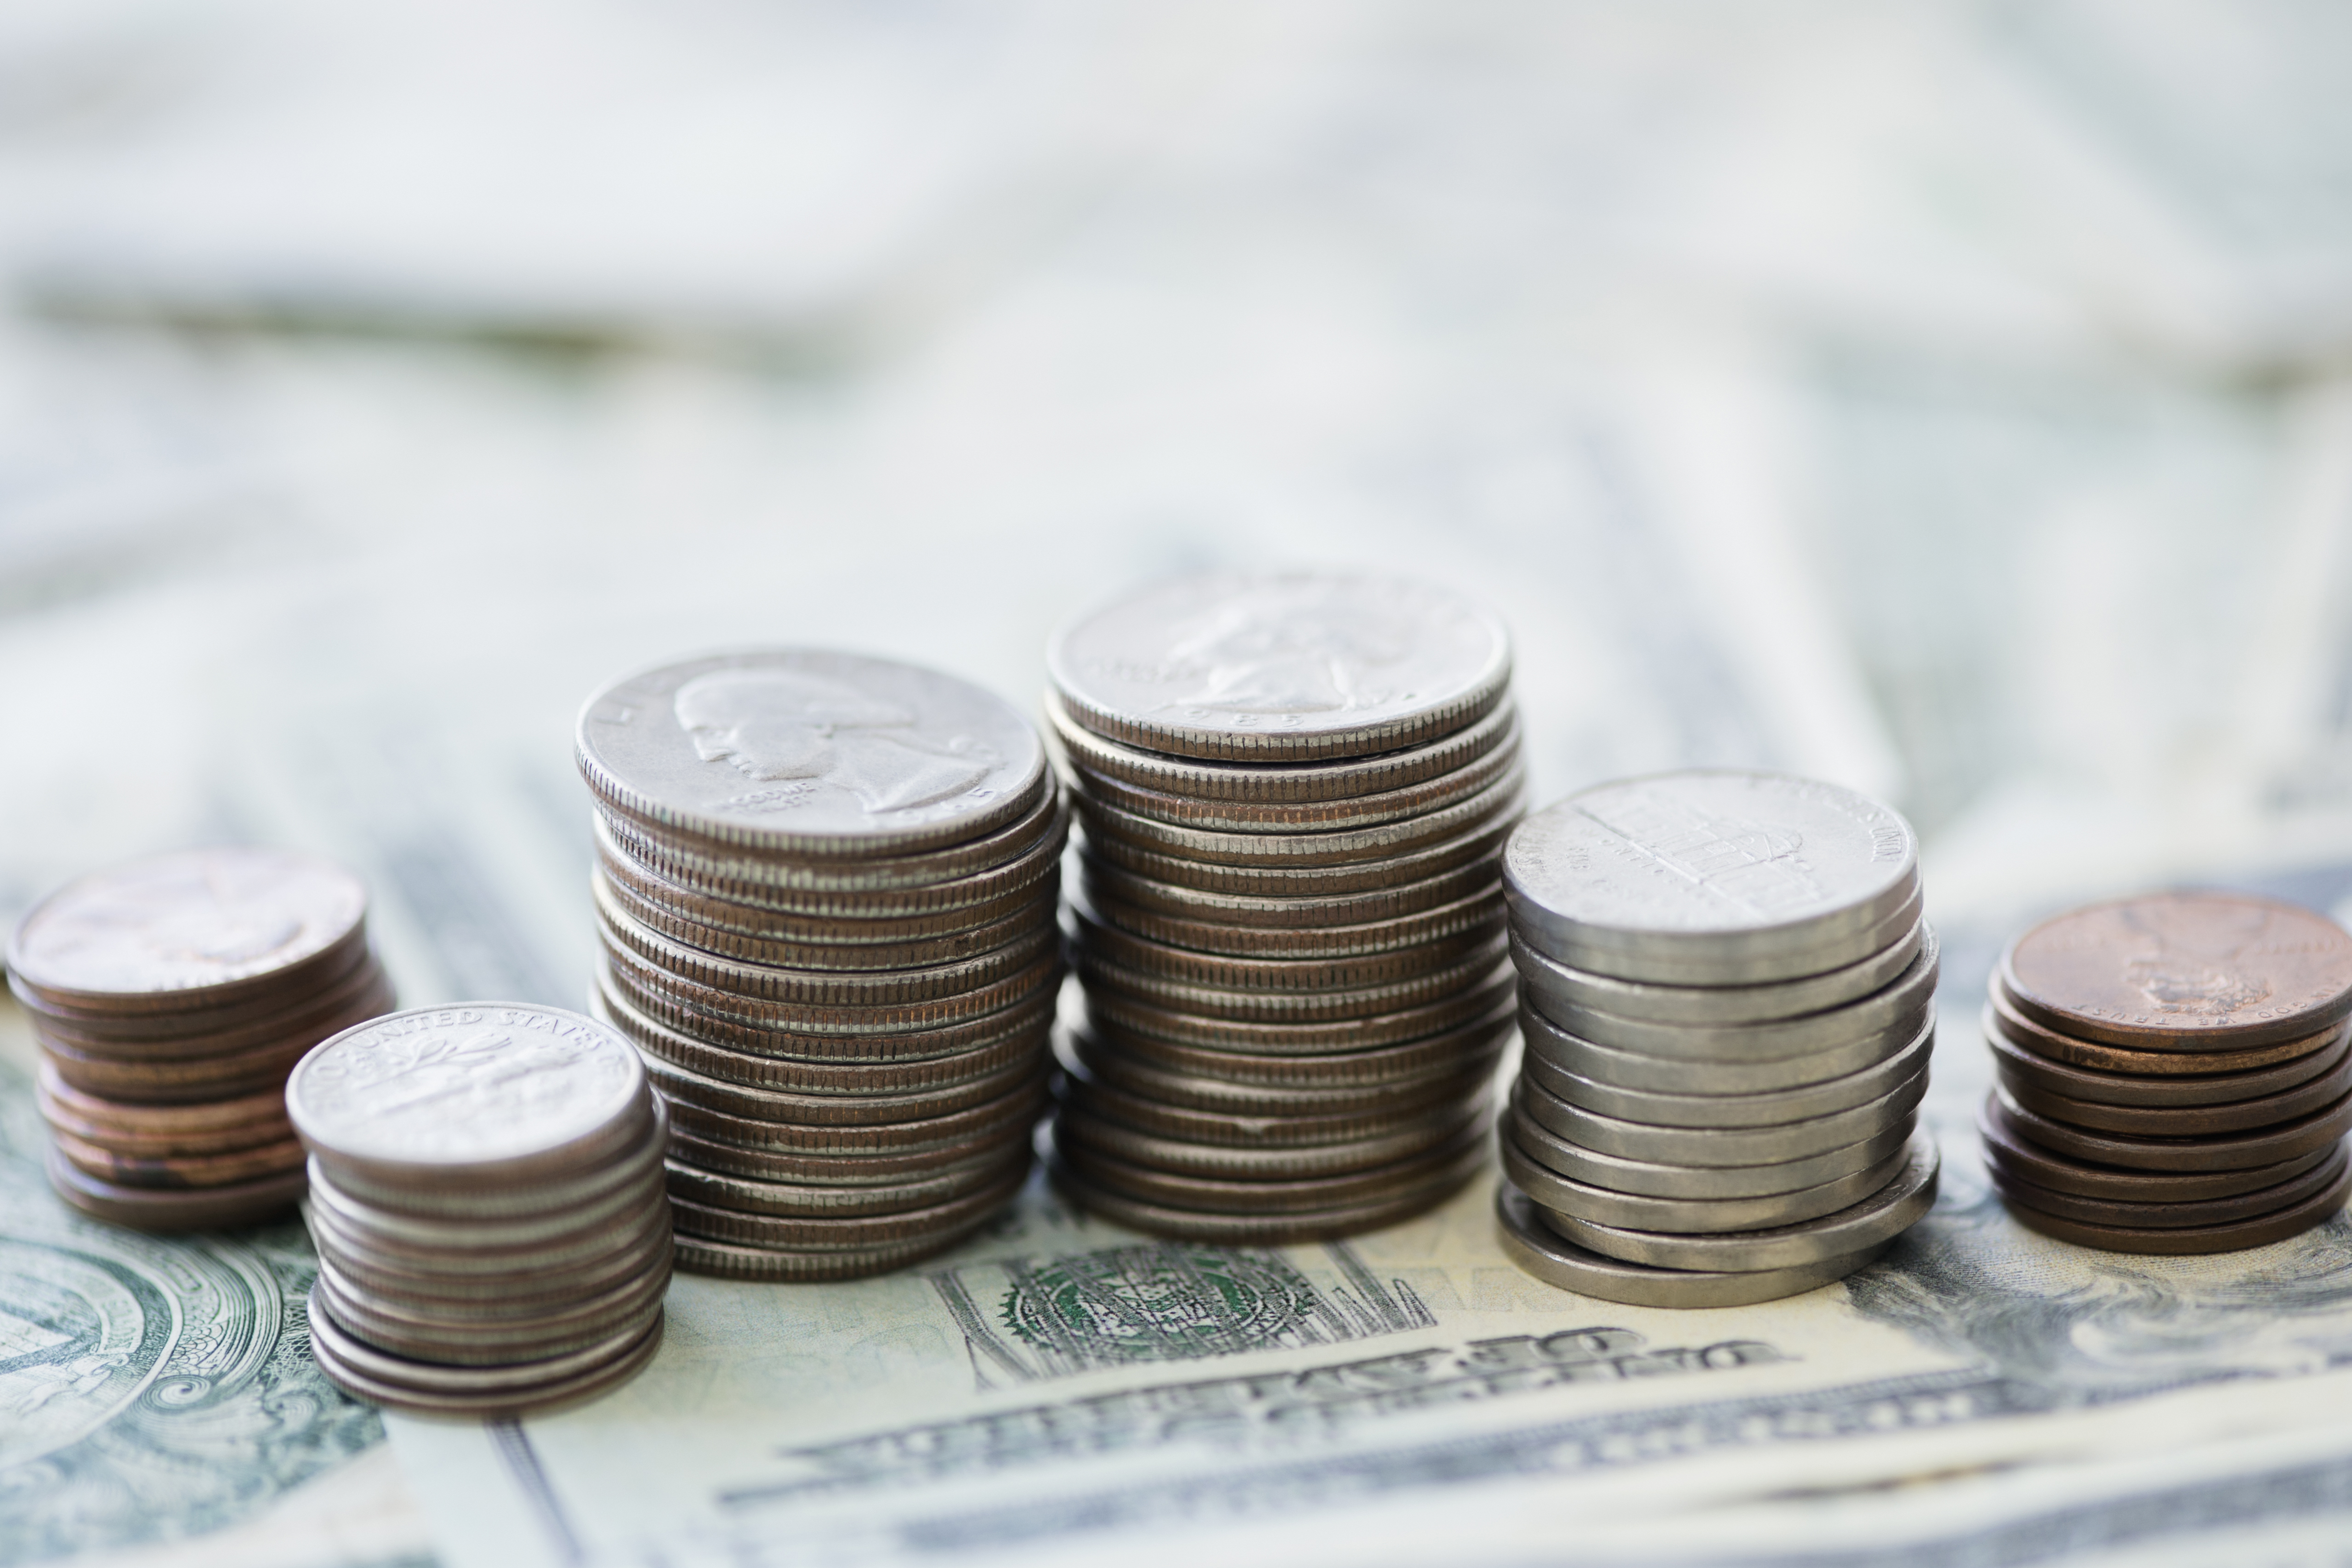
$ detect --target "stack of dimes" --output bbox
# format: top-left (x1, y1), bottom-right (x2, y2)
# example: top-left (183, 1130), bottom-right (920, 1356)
top-left (576, 650), bottom-right (1063, 1281)
top-left (289, 1004), bottom-right (671, 1417)
top-left (6, 848), bottom-right (393, 1231)
top-left (1981, 891), bottom-right (2352, 1254)
top-left (1495, 772), bottom-right (1942, 1307)
top-left (1043, 572), bottom-right (1522, 1242)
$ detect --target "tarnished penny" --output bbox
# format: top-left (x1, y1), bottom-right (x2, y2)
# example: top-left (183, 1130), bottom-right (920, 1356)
top-left (1991, 1082), bottom-right (2352, 1174)
top-left (1996, 1043), bottom-right (2352, 1137)
top-left (1977, 1096), bottom-right (2335, 1204)
top-left (18, 946), bottom-right (388, 1054)
top-left (53, 1130), bottom-right (304, 1189)
top-left (1986, 981), bottom-right (2335, 1076)
top-left (1983, 1008), bottom-right (2350, 1107)
top-left (2000, 892), bottom-right (2352, 1051)
top-left (1989, 1146), bottom-right (2349, 1232)
top-left (1047, 572), bottom-right (1511, 763)
top-left (46, 1146), bottom-right (306, 1230)
top-left (577, 648), bottom-right (1047, 858)
top-left (2000, 1162), bottom-right (2352, 1256)
top-left (7, 847), bottom-right (368, 1012)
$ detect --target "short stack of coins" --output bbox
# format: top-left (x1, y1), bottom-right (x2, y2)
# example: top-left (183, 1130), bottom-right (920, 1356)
top-left (1495, 771), bottom-right (1942, 1307)
top-left (1980, 891), bottom-right (2352, 1255)
top-left (576, 650), bottom-right (1063, 1281)
top-left (290, 1004), bottom-right (671, 1416)
top-left (1041, 571), bottom-right (1522, 1241)
top-left (6, 847), bottom-right (393, 1231)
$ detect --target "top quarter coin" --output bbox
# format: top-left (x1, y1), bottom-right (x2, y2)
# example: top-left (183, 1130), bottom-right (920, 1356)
top-left (1505, 773), bottom-right (1919, 984)
top-left (289, 1004), bottom-right (646, 1189)
top-left (1999, 892), bottom-right (2352, 1052)
top-left (577, 649), bottom-right (1047, 860)
top-left (1046, 572), bottom-right (1511, 763)
top-left (7, 847), bottom-right (368, 1014)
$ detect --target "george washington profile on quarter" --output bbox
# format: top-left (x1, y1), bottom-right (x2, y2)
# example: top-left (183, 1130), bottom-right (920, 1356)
top-left (672, 667), bottom-right (999, 818)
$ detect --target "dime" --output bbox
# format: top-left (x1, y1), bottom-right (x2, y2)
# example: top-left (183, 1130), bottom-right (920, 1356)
top-left (1061, 717), bottom-right (1523, 831)
top-left (1986, 1147), bottom-right (2349, 1232)
top-left (1999, 1162), bottom-right (2352, 1256)
top-left (1041, 688), bottom-right (1519, 804)
top-left (1983, 1010), bottom-right (2350, 1108)
top-left (1995, 1044), bottom-right (2352, 1137)
top-left (1082, 813), bottom-right (1515, 898)
top-left (290, 1005), bottom-right (647, 1189)
top-left (1536, 1133), bottom-right (1938, 1271)
top-left (1504, 773), bottom-right (1919, 984)
top-left (1080, 884), bottom-right (1505, 960)
top-left (1074, 937), bottom-right (1508, 1024)
top-left (1046, 572), bottom-right (1511, 762)
top-left (1495, 1183), bottom-right (1890, 1308)
top-left (307, 1286), bottom-right (665, 1416)
top-left (1983, 981), bottom-right (2331, 1077)
top-left (316, 1269), bottom-right (667, 1366)
top-left (312, 1206), bottom-right (674, 1303)
top-left (1068, 898), bottom-right (1504, 992)
top-left (53, 1130), bottom-right (304, 1189)
top-left (1991, 1081), bottom-right (2352, 1173)
top-left (1511, 920), bottom-right (1927, 1028)
top-left (7, 847), bottom-right (368, 1012)
top-left (1084, 963), bottom-right (1514, 1054)
top-left (1514, 1068), bottom-right (1928, 1169)
top-left (45, 1146), bottom-right (306, 1229)
top-left (2000, 892), bottom-right (2352, 1052)
top-left (1517, 928), bottom-right (1938, 1062)
top-left (1977, 1096), bottom-right (2335, 1204)
top-left (1521, 1011), bottom-right (1935, 1130)
top-left (1080, 853), bottom-right (1503, 930)
top-left (664, 1149), bottom-right (1031, 1218)
top-left (1508, 1105), bottom-right (1915, 1201)
top-left (1071, 771), bottom-right (1524, 869)
top-left (577, 648), bottom-right (1048, 858)
top-left (1501, 1133), bottom-right (1909, 1236)
top-left (1047, 1142), bottom-right (1482, 1243)
top-left (1518, 1002), bottom-right (1920, 1096)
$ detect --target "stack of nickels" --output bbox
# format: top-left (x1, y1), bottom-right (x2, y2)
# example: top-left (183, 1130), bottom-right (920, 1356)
top-left (288, 1003), bottom-right (671, 1416)
top-left (6, 847), bottom-right (393, 1231)
top-left (1042, 571), bottom-right (1522, 1241)
top-left (1981, 891), bottom-right (2352, 1255)
top-left (1495, 771), bottom-right (1941, 1307)
top-left (576, 649), bottom-right (1063, 1281)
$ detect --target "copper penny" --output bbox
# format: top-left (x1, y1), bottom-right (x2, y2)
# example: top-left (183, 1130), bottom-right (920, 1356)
top-left (1978, 1093), bottom-right (2339, 1199)
top-left (2000, 892), bottom-right (2352, 1051)
top-left (46, 1146), bottom-right (307, 1230)
top-left (1999, 1161), bottom-right (2351, 1255)
top-left (1996, 1043), bottom-right (2352, 1137)
top-left (35, 1062), bottom-right (289, 1135)
top-left (1983, 1009), bottom-right (2350, 1108)
top-left (38, 1028), bottom-right (321, 1105)
top-left (53, 1129), bottom-right (304, 1187)
top-left (1992, 1080), bottom-right (2352, 1172)
top-left (14, 944), bottom-right (384, 1048)
top-left (1988, 1146), bottom-right (2348, 1231)
top-left (1986, 980), bottom-right (2339, 1078)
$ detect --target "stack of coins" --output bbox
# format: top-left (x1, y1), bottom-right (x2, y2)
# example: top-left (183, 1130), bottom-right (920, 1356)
top-left (289, 1003), bottom-right (671, 1416)
top-left (1041, 572), bottom-right (1522, 1241)
top-left (6, 847), bottom-right (393, 1231)
top-left (575, 650), bottom-right (1063, 1281)
top-left (1494, 772), bottom-right (1942, 1307)
top-left (1981, 891), bottom-right (2352, 1254)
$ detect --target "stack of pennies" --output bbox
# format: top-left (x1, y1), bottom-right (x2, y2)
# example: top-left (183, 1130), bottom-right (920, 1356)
top-left (1981, 890), bottom-right (2352, 1255)
top-left (575, 649), bottom-right (1064, 1281)
top-left (5, 847), bottom-right (394, 1232)
top-left (1040, 571), bottom-right (1523, 1241)
top-left (1494, 771), bottom-right (1943, 1307)
top-left (289, 1003), bottom-right (671, 1417)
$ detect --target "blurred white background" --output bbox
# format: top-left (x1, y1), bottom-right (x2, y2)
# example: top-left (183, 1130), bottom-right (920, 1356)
top-left (5, 0), bottom-right (2352, 1007)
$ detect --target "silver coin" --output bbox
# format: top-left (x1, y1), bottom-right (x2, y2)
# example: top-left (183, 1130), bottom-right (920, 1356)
top-left (312, 1204), bottom-right (673, 1306)
top-left (595, 864), bottom-right (1055, 973)
top-left (1517, 1001), bottom-right (1923, 1096)
top-left (607, 783), bottom-right (1061, 893)
top-left (290, 1004), bottom-right (648, 1189)
top-left (671, 1230), bottom-right (981, 1282)
top-left (1060, 715), bottom-right (1523, 832)
top-left (662, 1079), bottom-right (1047, 1157)
top-left (307, 1160), bottom-right (664, 1252)
top-left (1518, 926), bottom-right (1939, 1062)
top-left (1511, 918), bottom-right (1926, 1026)
top-left (1072, 770), bottom-right (1524, 869)
top-left (308, 1282), bottom-right (664, 1398)
top-left (1540, 1132), bottom-right (1939, 1271)
top-left (1500, 1132), bottom-right (1909, 1235)
top-left (306, 1189), bottom-right (673, 1282)
top-left (1515, 1066), bottom-right (1927, 1168)
top-left (1507, 1102), bottom-right (1916, 1200)
top-left (667, 1162), bottom-right (1028, 1251)
top-left (1043, 689), bottom-right (1520, 806)
top-left (1047, 1138), bottom-right (1484, 1241)
top-left (1059, 1060), bottom-right (1485, 1150)
top-left (577, 648), bottom-right (1047, 858)
top-left (314, 1264), bottom-right (669, 1366)
top-left (1495, 1183), bottom-right (1891, 1308)
top-left (1064, 1031), bottom-right (1503, 1118)
top-left (1070, 897), bottom-right (1503, 990)
top-left (1081, 882), bottom-right (1504, 960)
top-left (307, 1096), bottom-right (664, 1220)
top-left (642, 1042), bottom-right (1045, 1127)
top-left (1055, 1100), bottom-right (1483, 1181)
top-left (600, 956), bottom-right (1059, 1066)
top-left (666, 1126), bottom-right (1023, 1187)
top-left (1081, 814), bottom-right (1514, 898)
top-left (1520, 1012), bottom-right (1936, 1130)
top-left (603, 934), bottom-right (1061, 1036)
top-left (1075, 938), bottom-right (1509, 1025)
top-left (1047, 572), bottom-right (1511, 762)
top-left (1515, 884), bottom-right (1926, 991)
top-left (1083, 962), bottom-right (1516, 1053)
top-left (1083, 998), bottom-right (1517, 1085)
top-left (664, 1148), bottom-right (1030, 1218)
top-left (1505, 773), bottom-right (1920, 983)
top-left (1081, 853), bottom-right (1503, 931)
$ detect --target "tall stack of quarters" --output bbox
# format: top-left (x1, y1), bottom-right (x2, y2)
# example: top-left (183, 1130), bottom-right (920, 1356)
top-left (577, 650), bottom-right (1065, 1280)
top-left (8, 848), bottom-right (393, 1230)
top-left (1496, 772), bottom-right (1941, 1306)
top-left (1043, 572), bottom-right (1523, 1240)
